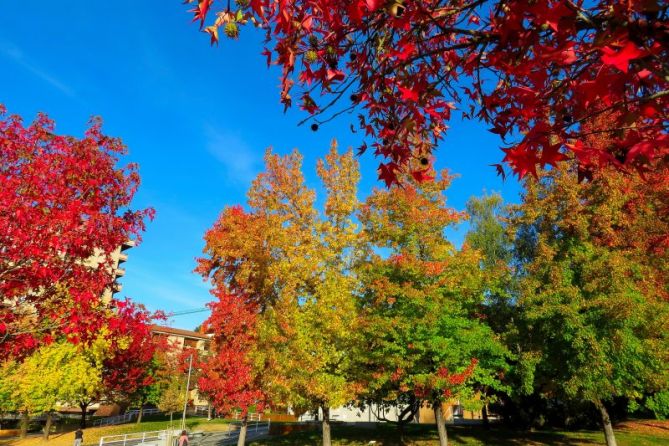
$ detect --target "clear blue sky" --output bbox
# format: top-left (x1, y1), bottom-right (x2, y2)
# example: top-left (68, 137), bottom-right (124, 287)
top-left (0, 1), bottom-right (520, 330)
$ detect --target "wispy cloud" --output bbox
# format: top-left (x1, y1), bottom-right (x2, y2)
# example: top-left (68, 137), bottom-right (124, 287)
top-left (122, 265), bottom-right (210, 310)
top-left (205, 125), bottom-right (262, 185)
top-left (0, 42), bottom-right (75, 97)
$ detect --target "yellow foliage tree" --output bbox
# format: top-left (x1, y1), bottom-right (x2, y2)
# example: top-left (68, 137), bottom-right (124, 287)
top-left (199, 143), bottom-right (364, 446)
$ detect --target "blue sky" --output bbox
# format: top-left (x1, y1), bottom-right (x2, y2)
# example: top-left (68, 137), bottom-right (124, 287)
top-left (0, 1), bottom-right (520, 330)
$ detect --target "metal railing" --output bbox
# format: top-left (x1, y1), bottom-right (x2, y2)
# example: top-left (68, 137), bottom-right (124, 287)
top-left (231, 411), bottom-right (263, 422)
top-left (127, 408), bottom-right (162, 418)
top-left (193, 423), bottom-right (269, 445)
top-left (92, 412), bottom-right (134, 427)
top-left (98, 429), bottom-right (172, 446)
top-left (92, 409), bottom-right (162, 427)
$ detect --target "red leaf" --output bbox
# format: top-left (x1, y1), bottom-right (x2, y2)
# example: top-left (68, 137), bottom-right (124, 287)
top-left (601, 41), bottom-right (645, 73)
top-left (397, 43), bottom-right (416, 61)
top-left (398, 85), bottom-right (419, 102)
top-left (378, 162), bottom-right (399, 187)
top-left (190, 0), bottom-right (213, 28)
top-left (262, 48), bottom-right (272, 67)
top-left (302, 16), bottom-right (313, 32)
top-left (411, 169), bottom-right (434, 183)
top-left (365, 0), bottom-right (381, 11)
top-left (490, 163), bottom-right (506, 180)
top-left (561, 48), bottom-right (577, 65)
top-left (541, 144), bottom-right (568, 167)
top-left (347, 2), bottom-right (364, 25)
top-left (326, 69), bottom-right (345, 82)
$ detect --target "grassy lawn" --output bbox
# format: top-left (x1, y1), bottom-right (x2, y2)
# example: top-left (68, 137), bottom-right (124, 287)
top-left (249, 422), bottom-right (669, 446)
top-left (1, 418), bottom-right (667, 445)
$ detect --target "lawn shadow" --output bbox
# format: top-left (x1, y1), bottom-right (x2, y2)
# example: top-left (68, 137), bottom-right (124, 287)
top-left (448, 425), bottom-right (602, 446)
top-left (247, 423), bottom-right (612, 446)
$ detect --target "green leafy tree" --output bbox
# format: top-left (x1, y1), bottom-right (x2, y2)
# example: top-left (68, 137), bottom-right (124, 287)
top-left (0, 361), bottom-right (18, 431)
top-left (358, 173), bottom-right (510, 446)
top-left (8, 340), bottom-right (105, 437)
top-left (646, 391), bottom-right (669, 420)
top-left (14, 343), bottom-right (67, 439)
top-left (465, 193), bottom-right (521, 425)
top-left (59, 340), bottom-right (106, 429)
top-left (465, 193), bottom-right (512, 269)
top-left (508, 165), bottom-right (669, 446)
top-left (157, 376), bottom-right (186, 425)
top-left (127, 356), bottom-right (163, 424)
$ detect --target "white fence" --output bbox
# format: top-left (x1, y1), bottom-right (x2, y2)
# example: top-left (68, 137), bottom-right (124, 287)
top-left (98, 429), bottom-right (174, 446)
top-left (92, 409), bottom-right (162, 427)
top-left (127, 408), bottom-right (162, 418)
top-left (200, 418), bottom-right (270, 445)
top-left (231, 411), bottom-right (263, 422)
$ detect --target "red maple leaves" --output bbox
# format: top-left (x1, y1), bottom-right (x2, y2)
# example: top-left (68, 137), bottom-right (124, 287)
top-left (197, 289), bottom-right (266, 416)
top-left (102, 300), bottom-right (160, 399)
top-left (187, 0), bottom-right (669, 185)
top-left (0, 106), bottom-right (153, 359)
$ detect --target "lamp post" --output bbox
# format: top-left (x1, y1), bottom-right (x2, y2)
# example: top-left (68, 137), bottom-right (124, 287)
top-left (181, 354), bottom-right (193, 431)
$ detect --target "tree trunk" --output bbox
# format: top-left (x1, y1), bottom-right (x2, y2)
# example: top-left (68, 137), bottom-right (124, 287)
top-left (170, 411), bottom-right (174, 425)
top-left (43, 411), bottom-right (53, 440)
top-left (397, 421), bottom-right (405, 445)
top-left (321, 405), bottom-right (332, 446)
top-left (598, 402), bottom-right (618, 446)
top-left (482, 404), bottom-right (489, 428)
top-left (79, 402), bottom-right (88, 429)
top-left (136, 405), bottom-right (144, 424)
top-left (236, 414), bottom-right (248, 446)
top-left (19, 412), bottom-right (29, 439)
top-left (434, 402), bottom-right (448, 446)
top-left (207, 404), bottom-right (212, 420)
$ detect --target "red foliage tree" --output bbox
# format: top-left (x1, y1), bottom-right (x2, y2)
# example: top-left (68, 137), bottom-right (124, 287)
top-left (102, 299), bottom-right (161, 403)
top-left (187, 0), bottom-right (668, 185)
top-left (0, 105), bottom-right (153, 359)
top-left (197, 288), bottom-right (266, 418)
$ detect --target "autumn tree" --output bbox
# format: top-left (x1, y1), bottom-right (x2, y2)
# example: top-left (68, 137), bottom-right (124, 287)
top-left (0, 362), bottom-right (13, 430)
top-left (198, 144), bottom-right (364, 446)
top-left (100, 300), bottom-right (159, 421)
top-left (197, 289), bottom-right (265, 446)
top-left (0, 361), bottom-right (22, 436)
top-left (0, 105), bottom-right (152, 359)
top-left (9, 339), bottom-right (112, 438)
top-left (187, 1), bottom-right (668, 184)
top-left (13, 343), bottom-right (68, 440)
top-left (157, 375), bottom-right (187, 425)
top-left (358, 173), bottom-right (510, 446)
top-left (508, 164), bottom-right (669, 446)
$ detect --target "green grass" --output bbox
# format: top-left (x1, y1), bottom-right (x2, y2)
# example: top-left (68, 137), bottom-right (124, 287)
top-left (249, 423), bottom-right (669, 446)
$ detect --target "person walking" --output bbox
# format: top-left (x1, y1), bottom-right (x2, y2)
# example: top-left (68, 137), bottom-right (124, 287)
top-left (178, 430), bottom-right (189, 446)
top-left (73, 428), bottom-right (83, 446)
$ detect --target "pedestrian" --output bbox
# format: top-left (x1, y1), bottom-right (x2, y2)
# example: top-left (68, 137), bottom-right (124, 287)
top-left (178, 430), bottom-right (189, 446)
top-left (73, 428), bottom-right (83, 446)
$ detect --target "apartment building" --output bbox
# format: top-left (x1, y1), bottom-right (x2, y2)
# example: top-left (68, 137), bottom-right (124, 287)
top-left (151, 325), bottom-right (212, 407)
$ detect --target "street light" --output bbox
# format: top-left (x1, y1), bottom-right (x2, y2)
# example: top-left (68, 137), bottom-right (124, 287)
top-left (181, 354), bottom-right (193, 432)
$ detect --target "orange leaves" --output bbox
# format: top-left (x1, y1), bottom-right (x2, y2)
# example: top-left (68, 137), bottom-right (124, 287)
top-left (435, 358), bottom-right (478, 393)
top-left (199, 143), bottom-right (364, 413)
